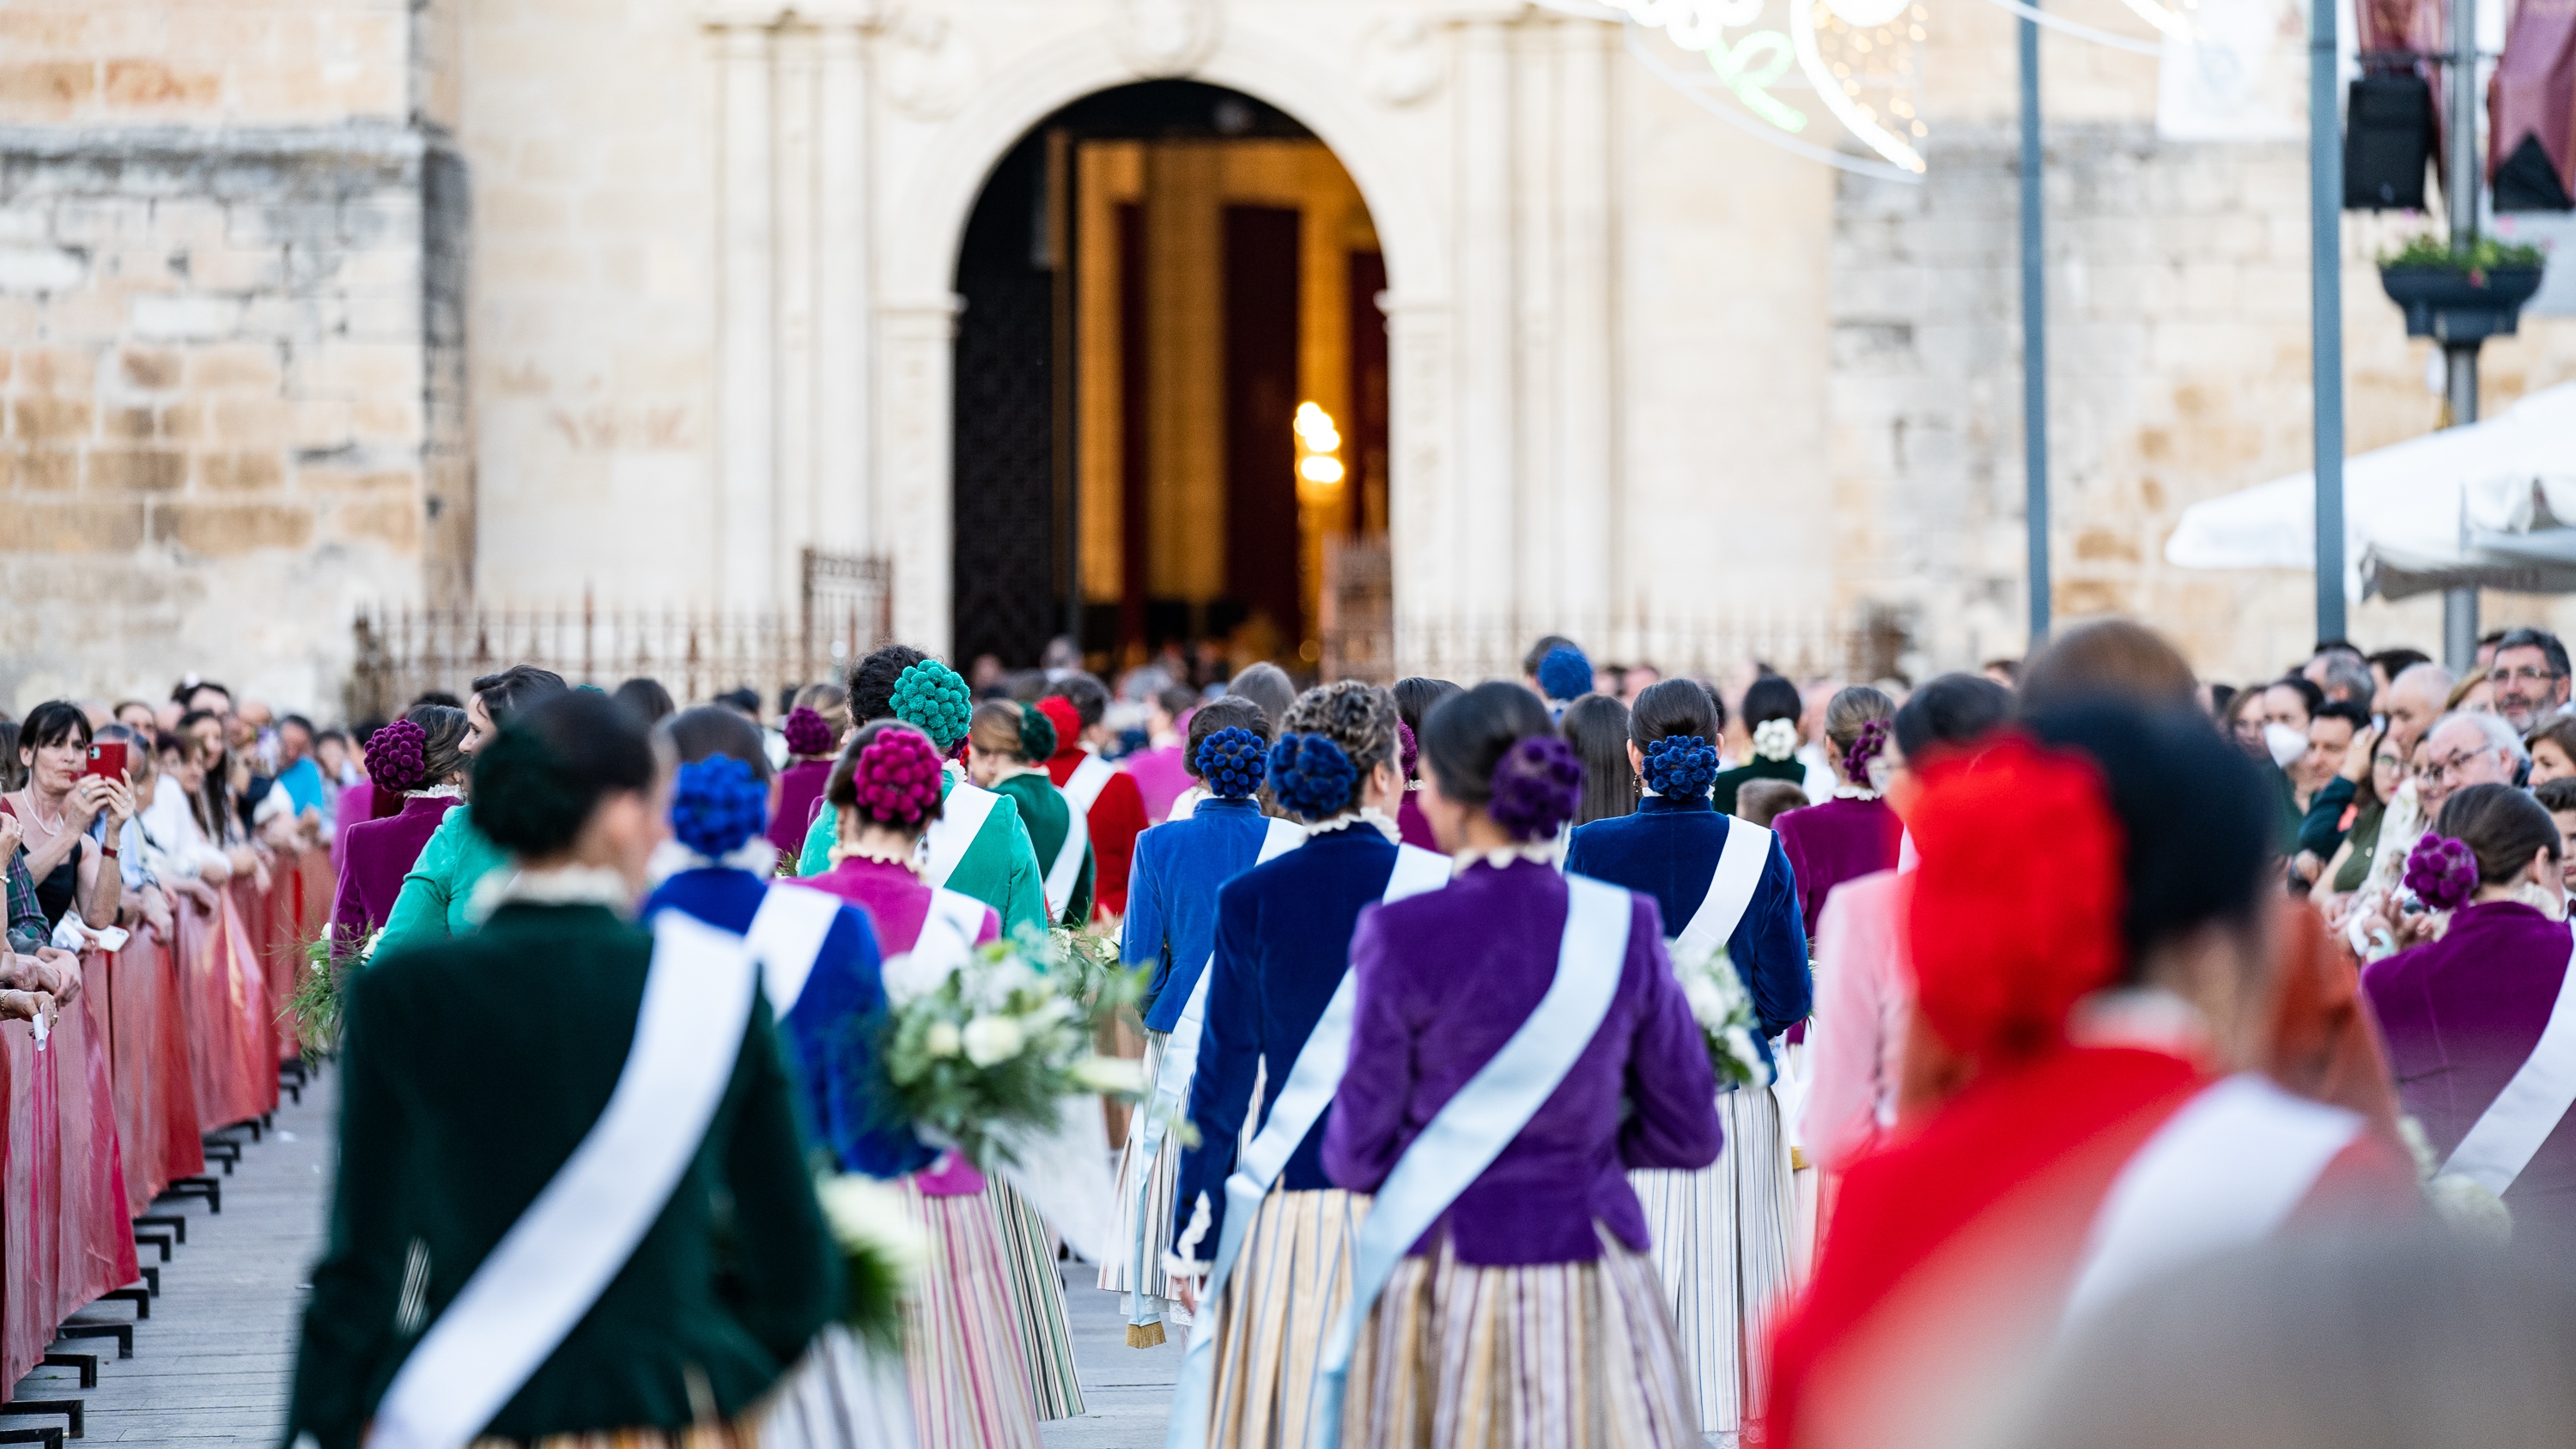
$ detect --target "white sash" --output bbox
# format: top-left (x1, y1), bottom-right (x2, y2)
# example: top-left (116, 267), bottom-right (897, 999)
top-left (881, 888), bottom-right (988, 1002)
top-left (2443, 927), bottom-right (2576, 1194)
top-left (1061, 751), bottom-right (1117, 815)
top-left (919, 781), bottom-right (999, 888)
top-left (1125, 817), bottom-right (1309, 1329)
top-left (1163, 843), bottom-right (1449, 1447)
top-left (2060, 1073), bottom-right (2362, 1327)
top-left (1673, 818), bottom-right (1771, 965)
top-left (1309, 875), bottom-right (1635, 1448)
top-left (368, 911), bottom-right (761, 1449)
top-left (1042, 785), bottom-right (1092, 923)
top-left (744, 883), bottom-right (847, 1015)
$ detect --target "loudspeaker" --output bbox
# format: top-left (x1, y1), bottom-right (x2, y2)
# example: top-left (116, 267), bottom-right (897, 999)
top-left (2344, 75), bottom-right (2433, 211)
top-left (2494, 132), bottom-right (2574, 212)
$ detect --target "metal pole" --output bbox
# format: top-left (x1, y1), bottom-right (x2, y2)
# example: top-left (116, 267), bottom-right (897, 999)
top-left (2441, 0), bottom-right (2481, 670)
top-left (2308, 0), bottom-right (2346, 645)
top-left (2020, 8), bottom-right (2050, 649)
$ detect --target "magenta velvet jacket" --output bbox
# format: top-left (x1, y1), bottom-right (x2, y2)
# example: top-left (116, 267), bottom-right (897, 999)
top-left (1775, 795), bottom-right (1903, 939)
top-left (1321, 858), bottom-right (1723, 1265)
top-left (769, 759), bottom-right (834, 860)
top-left (331, 794), bottom-right (459, 938)
top-left (2364, 900), bottom-right (2576, 1228)
top-left (797, 856), bottom-right (999, 955)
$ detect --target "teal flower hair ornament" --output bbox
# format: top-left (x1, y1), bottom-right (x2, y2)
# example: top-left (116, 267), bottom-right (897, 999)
top-left (890, 659), bottom-right (974, 751)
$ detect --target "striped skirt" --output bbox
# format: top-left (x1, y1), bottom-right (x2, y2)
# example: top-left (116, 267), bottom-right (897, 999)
top-left (987, 1177), bottom-right (1085, 1421)
top-left (1097, 1029), bottom-right (1188, 1319)
top-left (1629, 1086), bottom-right (1795, 1438)
top-left (756, 1325), bottom-right (918, 1449)
top-left (1340, 1225), bottom-right (1700, 1449)
top-left (898, 1180), bottom-right (1042, 1449)
top-left (1192, 1188), bottom-right (1369, 1449)
top-left (467, 1426), bottom-right (759, 1449)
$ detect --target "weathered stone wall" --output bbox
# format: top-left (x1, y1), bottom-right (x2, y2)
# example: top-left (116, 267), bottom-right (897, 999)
top-left (0, 2), bottom-right (449, 714)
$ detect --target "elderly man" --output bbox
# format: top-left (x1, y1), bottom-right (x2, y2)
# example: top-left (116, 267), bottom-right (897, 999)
top-left (2415, 710), bottom-right (2527, 819)
top-left (2487, 627), bottom-right (2573, 734)
top-left (2347, 663), bottom-right (2458, 909)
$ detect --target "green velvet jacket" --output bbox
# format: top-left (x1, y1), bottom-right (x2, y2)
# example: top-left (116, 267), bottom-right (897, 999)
top-left (286, 901), bottom-right (836, 1449)
top-left (796, 770), bottom-right (1048, 939)
top-left (373, 803), bottom-right (513, 959)
top-left (993, 770), bottom-right (1093, 928)
top-left (1711, 755), bottom-right (1808, 817)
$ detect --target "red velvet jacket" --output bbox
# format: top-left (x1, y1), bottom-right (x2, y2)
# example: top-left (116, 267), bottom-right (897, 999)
top-left (1045, 747), bottom-right (1145, 919)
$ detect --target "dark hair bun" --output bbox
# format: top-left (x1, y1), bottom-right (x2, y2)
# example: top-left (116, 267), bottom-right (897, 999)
top-left (1196, 726), bottom-right (1267, 799)
top-left (1269, 732), bottom-right (1359, 820)
top-left (471, 691), bottom-right (659, 858)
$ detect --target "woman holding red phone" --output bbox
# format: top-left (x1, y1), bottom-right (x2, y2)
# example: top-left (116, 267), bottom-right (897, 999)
top-left (6, 701), bottom-right (134, 934)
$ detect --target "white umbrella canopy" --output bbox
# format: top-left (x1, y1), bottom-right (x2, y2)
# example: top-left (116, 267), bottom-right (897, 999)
top-left (2164, 383), bottom-right (2576, 600)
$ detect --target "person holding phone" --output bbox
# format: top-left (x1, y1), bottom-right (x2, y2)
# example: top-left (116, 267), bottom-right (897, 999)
top-left (4, 700), bottom-right (133, 934)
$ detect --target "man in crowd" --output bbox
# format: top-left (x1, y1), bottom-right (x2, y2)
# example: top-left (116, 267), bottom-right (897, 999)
top-left (2366, 647), bottom-right (2432, 713)
top-left (2418, 711), bottom-right (2526, 819)
top-left (2488, 627), bottom-right (2573, 734)
top-left (2302, 644), bottom-right (2375, 707)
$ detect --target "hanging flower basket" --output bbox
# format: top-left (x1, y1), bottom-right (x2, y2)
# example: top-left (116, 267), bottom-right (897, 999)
top-left (2379, 234), bottom-right (2549, 343)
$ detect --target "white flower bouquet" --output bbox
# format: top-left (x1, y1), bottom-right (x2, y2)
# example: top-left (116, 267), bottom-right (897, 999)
top-left (816, 1173), bottom-right (930, 1348)
top-left (1674, 943), bottom-right (1773, 1090)
top-left (875, 926), bottom-right (1143, 1170)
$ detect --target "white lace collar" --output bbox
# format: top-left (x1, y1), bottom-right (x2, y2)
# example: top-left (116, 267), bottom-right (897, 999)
top-left (827, 838), bottom-right (919, 871)
top-left (1450, 840), bottom-right (1561, 876)
top-left (468, 863), bottom-right (637, 923)
top-left (406, 782), bottom-right (464, 800)
top-left (1832, 784), bottom-right (1883, 802)
top-left (1306, 807), bottom-right (1401, 843)
top-left (645, 835), bottom-right (779, 887)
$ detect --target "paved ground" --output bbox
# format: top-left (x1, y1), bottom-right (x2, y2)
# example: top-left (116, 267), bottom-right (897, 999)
top-left (1042, 1267), bottom-right (1181, 1448)
top-left (9, 1065), bottom-right (333, 1444)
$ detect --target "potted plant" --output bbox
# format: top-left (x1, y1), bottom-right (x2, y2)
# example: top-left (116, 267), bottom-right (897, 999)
top-left (2379, 233), bottom-right (2549, 343)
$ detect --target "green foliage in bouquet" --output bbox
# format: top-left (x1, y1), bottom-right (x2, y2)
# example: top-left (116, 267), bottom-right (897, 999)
top-left (865, 925), bottom-right (1145, 1171)
top-left (1045, 922), bottom-right (1148, 1036)
top-left (816, 1174), bottom-right (927, 1351)
top-left (286, 925), bottom-right (374, 1064)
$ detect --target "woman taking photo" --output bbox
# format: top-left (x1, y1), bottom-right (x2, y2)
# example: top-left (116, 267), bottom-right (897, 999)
top-left (289, 688), bottom-right (837, 1449)
top-left (329, 705), bottom-right (470, 941)
top-left (803, 718), bottom-right (1077, 1439)
top-left (1563, 677), bottom-right (1813, 1441)
top-left (1323, 682), bottom-right (1722, 1448)
top-left (5, 700), bottom-right (135, 934)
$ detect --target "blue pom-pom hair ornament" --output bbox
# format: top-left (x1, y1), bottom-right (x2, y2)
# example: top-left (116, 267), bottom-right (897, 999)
top-left (1194, 726), bottom-right (1268, 800)
top-left (671, 755), bottom-right (770, 859)
top-left (1535, 645), bottom-right (1594, 703)
top-left (1642, 734), bottom-right (1720, 798)
top-left (1269, 732), bottom-right (1361, 821)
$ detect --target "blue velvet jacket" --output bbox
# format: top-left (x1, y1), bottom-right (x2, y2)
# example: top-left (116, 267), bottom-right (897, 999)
top-left (643, 866), bottom-right (930, 1179)
top-left (1173, 825), bottom-right (1405, 1254)
top-left (1564, 791), bottom-right (1813, 1075)
top-left (1125, 796), bottom-right (1280, 1033)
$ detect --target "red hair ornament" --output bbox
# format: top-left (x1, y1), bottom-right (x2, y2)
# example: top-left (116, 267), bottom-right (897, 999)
top-left (1903, 735), bottom-right (2128, 1064)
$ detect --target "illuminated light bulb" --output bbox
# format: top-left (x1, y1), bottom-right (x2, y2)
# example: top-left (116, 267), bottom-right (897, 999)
top-left (1299, 456), bottom-right (1346, 485)
top-left (1309, 427), bottom-right (1341, 452)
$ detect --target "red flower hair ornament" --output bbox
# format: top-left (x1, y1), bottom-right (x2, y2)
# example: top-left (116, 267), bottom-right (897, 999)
top-left (1903, 734), bottom-right (2128, 1064)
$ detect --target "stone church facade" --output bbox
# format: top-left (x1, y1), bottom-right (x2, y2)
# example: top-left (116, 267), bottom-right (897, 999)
top-left (7, 0), bottom-right (2574, 712)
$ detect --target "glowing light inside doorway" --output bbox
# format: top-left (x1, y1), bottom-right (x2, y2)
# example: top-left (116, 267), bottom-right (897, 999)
top-left (1295, 403), bottom-right (1346, 505)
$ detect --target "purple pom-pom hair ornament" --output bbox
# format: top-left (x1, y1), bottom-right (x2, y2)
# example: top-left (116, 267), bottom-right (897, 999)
top-left (1488, 735), bottom-right (1584, 842)
top-left (1843, 718), bottom-right (1892, 785)
top-left (1398, 718), bottom-right (1419, 781)
top-left (782, 706), bottom-right (835, 759)
top-left (364, 718), bottom-right (428, 793)
top-left (2403, 833), bottom-right (2481, 912)
top-left (671, 755), bottom-right (769, 859)
top-left (853, 726), bottom-right (945, 828)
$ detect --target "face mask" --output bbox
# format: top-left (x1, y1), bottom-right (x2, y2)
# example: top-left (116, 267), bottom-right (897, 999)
top-left (2263, 722), bottom-right (2310, 770)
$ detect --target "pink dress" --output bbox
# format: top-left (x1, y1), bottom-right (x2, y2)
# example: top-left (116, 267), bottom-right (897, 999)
top-left (1123, 743), bottom-right (1194, 825)
top-left (1802, 865), bottom-right (1911, 1173)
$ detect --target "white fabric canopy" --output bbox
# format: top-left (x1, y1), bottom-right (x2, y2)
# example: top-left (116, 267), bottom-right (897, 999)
top-left (2165, 383), bottom-right (2576, 600)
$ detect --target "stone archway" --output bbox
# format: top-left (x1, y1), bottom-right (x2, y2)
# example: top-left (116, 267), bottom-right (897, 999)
top-left (867, 21), bottom-right (1454, 660)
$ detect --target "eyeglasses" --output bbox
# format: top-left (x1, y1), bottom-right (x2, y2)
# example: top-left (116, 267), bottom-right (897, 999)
top-left (2489, 664), bottom-right (2565, 688)
top-left (2421, 744), bottom-right (2501, 783)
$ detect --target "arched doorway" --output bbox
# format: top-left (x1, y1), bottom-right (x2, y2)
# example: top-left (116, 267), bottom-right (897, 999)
top-left (948, 81), bottom-right (1388, 681)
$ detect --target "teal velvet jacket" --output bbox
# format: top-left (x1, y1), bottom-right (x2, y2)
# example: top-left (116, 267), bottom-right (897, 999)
top-left (286, 901), bottom-right (837, 1448)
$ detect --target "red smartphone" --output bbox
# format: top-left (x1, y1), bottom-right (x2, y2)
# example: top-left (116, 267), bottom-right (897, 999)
top-left (84, 743), bottom-right (128, 781)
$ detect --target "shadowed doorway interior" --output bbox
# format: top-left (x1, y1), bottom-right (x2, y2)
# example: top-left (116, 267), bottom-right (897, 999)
top-left (948, 81), bottom-right (1388, 678)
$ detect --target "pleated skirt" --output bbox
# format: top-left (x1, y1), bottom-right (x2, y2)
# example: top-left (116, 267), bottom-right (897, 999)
top-left (756, 1324), bottom-right (918, 1449)
top-left (1628, 1085), bottom-right (1795, 1439)
top-left (897, 1180), bottom-right (1042, 1449)
top-left (1340, 1225), bottom-right (1700, 1449)
top-left (987, 1176), bottom-right (1085, 1421)
top-left (467, 1427), bottom-right (758, 1449)
top-left (1192, 1188), bottom-right (1369, 1449)
top-left (1097, 1029), bottom-right (1187, 1313)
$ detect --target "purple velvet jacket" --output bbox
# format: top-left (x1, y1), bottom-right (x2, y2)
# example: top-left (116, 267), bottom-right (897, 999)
top-left (2364, 900), bottom-right (2576, 1225)
top-left (1322, 858), bottom-right (1723, 1265)
top-left (331, 794), bottom-right (459, 939)
top-left (1774, 795), bottom-right (1903, 941)
top-left (769, 760), bottom-right (834, 861)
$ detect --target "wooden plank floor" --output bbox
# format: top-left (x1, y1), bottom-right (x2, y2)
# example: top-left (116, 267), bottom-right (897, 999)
top-left (11, 1065), bottom-right (335, 1444)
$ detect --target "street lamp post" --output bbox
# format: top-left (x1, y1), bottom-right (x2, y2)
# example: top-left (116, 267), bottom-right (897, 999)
top-left (2020, 3), bottom-right (2050, 650)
